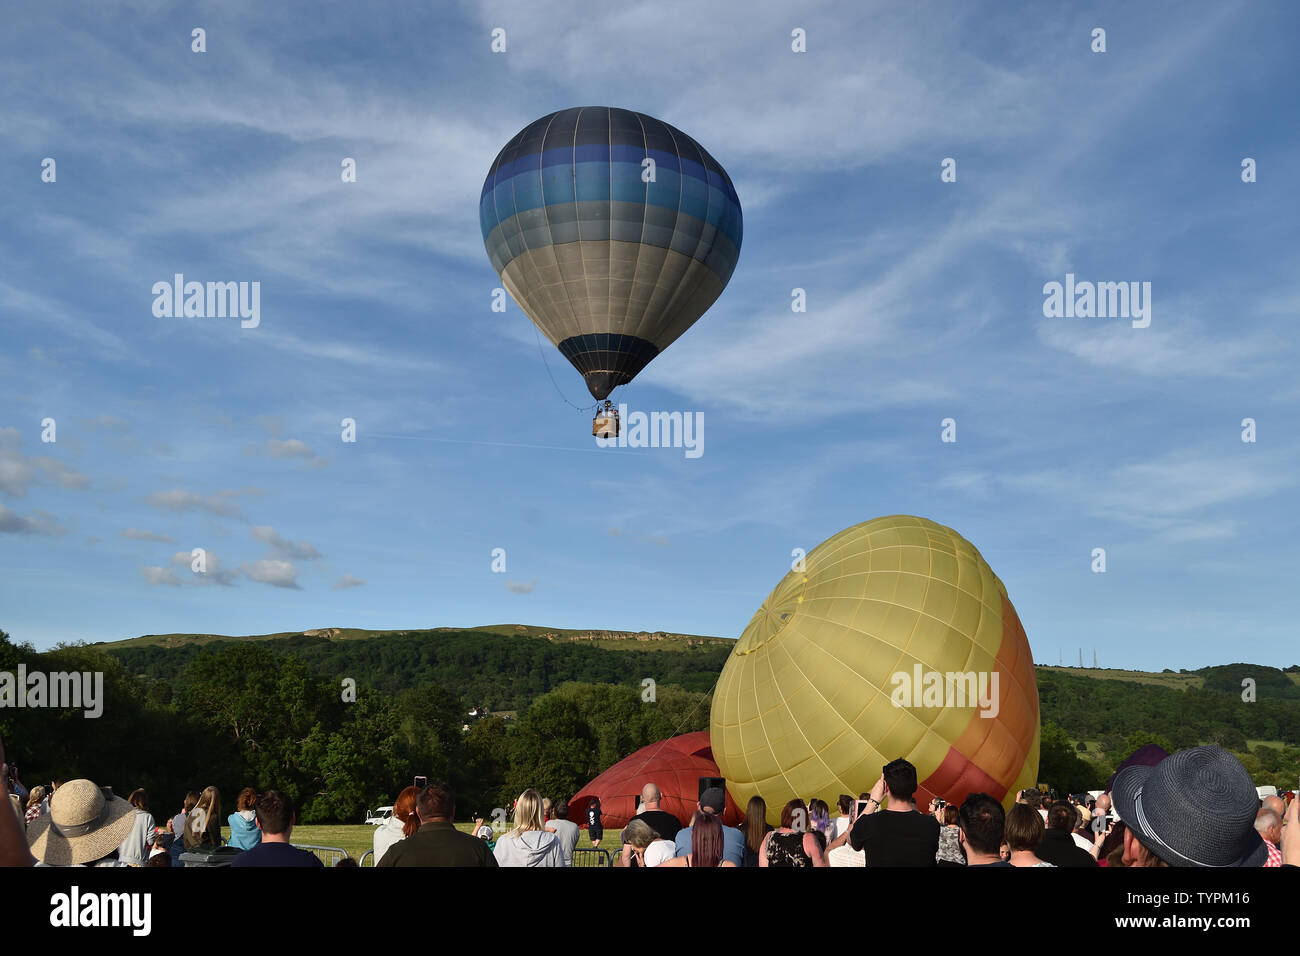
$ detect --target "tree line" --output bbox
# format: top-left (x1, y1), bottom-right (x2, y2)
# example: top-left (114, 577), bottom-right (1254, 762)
top-left (3, 628), bottom-right (1298, 821)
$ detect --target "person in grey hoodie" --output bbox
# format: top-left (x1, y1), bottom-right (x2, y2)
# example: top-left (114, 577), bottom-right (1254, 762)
top-left (494, 789), bottom-right (565, 867)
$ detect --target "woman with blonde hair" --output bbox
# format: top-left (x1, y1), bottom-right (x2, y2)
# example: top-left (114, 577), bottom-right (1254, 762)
top-left (619, 817), bottom-right (676, 868)
top-left (24, 785), bottom-right (47, 825)
top-left (184, 786), bottom-right (223, 852)
top-left (493, 789), bottom-right (565, 866)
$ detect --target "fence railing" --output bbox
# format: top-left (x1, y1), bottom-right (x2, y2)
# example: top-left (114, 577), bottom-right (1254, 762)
top-left (571, 847), bottom-right (614, 868)
top-left (292, 843), bottom-right (352, 867)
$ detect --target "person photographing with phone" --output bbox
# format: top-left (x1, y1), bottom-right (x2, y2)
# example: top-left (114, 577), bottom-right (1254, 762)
top-left (846, 759), bottom-right (940, 867)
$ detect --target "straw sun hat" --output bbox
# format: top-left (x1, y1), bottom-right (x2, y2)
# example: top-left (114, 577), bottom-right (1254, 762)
top-left (26, 779), bottom-right (138, 865)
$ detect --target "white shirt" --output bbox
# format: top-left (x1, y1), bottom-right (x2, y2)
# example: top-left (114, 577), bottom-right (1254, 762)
top-left (828, 844), bottom-right (866, 867)
top-left (830, 815), bottom-right (852, 841)
top-left (643, 839), bottom-right (676, 867)
top-left (373, 816), bottom-right (407, 866)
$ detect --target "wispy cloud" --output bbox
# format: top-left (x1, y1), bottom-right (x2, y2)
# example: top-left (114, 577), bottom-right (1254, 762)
top-left (0, 504), bottom-right (67, 536)
top-left (241, 558), bottom-right (302, 590)
top-left (252, 525), bottom-right (322, 561)
top-left (146, 488), bottom-right (261, 519)
top-left (121, 528), bottom-right (177, 544)
top-left (0, 429), bottom-right (92, 496)
top-left (140, 565), bottom-right (181, 587)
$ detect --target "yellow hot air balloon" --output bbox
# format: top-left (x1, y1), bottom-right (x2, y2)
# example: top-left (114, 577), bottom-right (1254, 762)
top-left (710, 515), bottom-right (1039, 822)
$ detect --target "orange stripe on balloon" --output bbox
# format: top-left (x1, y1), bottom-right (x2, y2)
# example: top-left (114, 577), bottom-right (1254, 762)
top-left (942, 595), bottom-right (1038, 795)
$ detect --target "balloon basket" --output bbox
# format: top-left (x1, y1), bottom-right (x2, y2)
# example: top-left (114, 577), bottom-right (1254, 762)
top-left (593, 408), bottom-right (619, 439)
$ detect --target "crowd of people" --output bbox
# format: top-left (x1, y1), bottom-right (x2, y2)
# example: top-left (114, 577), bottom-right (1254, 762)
top-left (3, 729), bottom-right (1297, 869)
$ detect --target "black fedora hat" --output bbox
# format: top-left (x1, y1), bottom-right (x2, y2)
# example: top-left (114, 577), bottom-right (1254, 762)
top-left (1111, 745), bottom-right (1267, 867)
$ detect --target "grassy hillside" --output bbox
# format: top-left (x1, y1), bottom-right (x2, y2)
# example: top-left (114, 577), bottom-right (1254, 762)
top-left (99, 624), bottom-right (736, 712)
top-left (97, 623), bottom-right (730, 652)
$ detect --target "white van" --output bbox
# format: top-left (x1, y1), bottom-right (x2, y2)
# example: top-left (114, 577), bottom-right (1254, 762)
top-left (365, 806), bottom-right (394, 826)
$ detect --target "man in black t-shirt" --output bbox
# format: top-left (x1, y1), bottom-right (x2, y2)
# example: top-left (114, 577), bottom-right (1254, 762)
top-left (229, 791), bottom-right (323, 868)
top-left (634, 783), bottom-right (682, 842)
top-left (848, 759), bottom-right (939, 866)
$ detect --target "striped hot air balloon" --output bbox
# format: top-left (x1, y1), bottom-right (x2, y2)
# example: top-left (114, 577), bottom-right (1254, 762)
top-left (710, 515), bottom-right (1040, 824)
top-left (480, 107), bottom-right (742, 405)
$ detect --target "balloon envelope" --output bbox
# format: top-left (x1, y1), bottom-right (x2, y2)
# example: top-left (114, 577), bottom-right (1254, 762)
top-left (480, 107), bottom-right (742, 400)
top-left (710, 515), bottom-right (1040, 823)
top-left (570, 730), bottom-right (742, 831)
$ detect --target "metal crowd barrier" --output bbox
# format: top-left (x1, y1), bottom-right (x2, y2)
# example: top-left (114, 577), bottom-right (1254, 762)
top-left (571, 847), bottom-right (613, 868)
top-left (292, 843), bottom-right (352, 867)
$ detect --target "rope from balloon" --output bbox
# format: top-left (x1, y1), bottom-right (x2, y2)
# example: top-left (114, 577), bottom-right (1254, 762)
top-left (534, 326), bottom-right (597, 413)
top-left (532, 326), bottom-right (621, 437)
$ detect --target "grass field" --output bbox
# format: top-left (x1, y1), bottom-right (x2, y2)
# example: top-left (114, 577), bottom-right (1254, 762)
top-left (225, 823), bottom-right (617, 867)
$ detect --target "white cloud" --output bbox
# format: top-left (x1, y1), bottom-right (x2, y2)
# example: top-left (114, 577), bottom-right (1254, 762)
top-left (505, 578), bottom-right (537, 594)
top-left (0, 432), bottom-right (92, 496)
top-left (332, 574), bottom-right (365, 590)
top-left (0, 504), bottom-right (67, 536)
top-left (140, 566), bottom-right (181, 587)
top-left (939, 450), bottom-right (1292, 541)
top-left (168, 549), bottom-right (237, 586)
top-left (241, 559), bottom-right (302, 590)
top-left (252, 525), bottom-right (322, 561)
top-left (121, 528), bottom-right (177, 543)
top-left (146, 488), bottom-right (259, 518)
top-left (83, 414), bottom-right (130, 430)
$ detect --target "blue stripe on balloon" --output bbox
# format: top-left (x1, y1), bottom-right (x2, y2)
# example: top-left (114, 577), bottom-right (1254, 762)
top-left (480, 163), bottom-right (741, 247)
top-left (483, 147), bottom-right (738, 206)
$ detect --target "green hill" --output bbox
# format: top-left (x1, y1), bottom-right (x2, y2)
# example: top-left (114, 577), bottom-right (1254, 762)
top-left (97, 623), bottom-right (728, 651)
top-left (98, 624), bottom-right (735, 712)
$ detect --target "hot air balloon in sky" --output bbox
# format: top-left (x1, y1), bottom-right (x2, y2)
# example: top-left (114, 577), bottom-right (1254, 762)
top-left (710, 515), bottom-right (1040, 824)
top-left (480, 107), bottom-right (742, 434)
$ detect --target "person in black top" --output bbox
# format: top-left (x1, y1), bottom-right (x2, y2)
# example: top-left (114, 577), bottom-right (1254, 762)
top-left (229, 791), bottom-right (323, 868)
top-left (958, 792), bottom-right (1012, 867)
top-left (848, 759), bottom-right (939, 866)
top-left (376, 782), bottom-right (497, 868)
top-left (586, 796), bottom-right (603, 847)
top-left (634, 783), bottom-right (682, 842)
top-left (1037, 802), bottom-right (1098, 867)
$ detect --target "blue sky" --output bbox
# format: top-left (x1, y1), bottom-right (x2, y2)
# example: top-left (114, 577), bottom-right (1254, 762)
top-left (1, 0), bottom-right (1297, 670)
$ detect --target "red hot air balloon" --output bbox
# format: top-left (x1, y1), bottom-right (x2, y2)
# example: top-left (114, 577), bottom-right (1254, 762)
top-left (570, 731), bottom-right (742, 831)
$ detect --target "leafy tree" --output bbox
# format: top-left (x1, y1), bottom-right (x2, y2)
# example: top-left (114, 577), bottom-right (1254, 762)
top-left (1038, 722), bottom-right (1102, 793)
top-left (505, 695), bottom-right (597, 800)
top-left (459, 717), bottom-right (510, 813)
